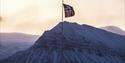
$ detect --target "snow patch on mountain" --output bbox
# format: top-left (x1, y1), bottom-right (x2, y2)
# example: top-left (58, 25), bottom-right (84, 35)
top-left (101, 26), bottom-right (125, 36)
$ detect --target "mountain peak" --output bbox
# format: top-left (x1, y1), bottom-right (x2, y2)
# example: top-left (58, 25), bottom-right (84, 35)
top-left (56, 21), bottom-right (92, 28)
top-left (50, 21), bottom-right (92, 33)
top-left (37, 21), bottom-right (125, 51)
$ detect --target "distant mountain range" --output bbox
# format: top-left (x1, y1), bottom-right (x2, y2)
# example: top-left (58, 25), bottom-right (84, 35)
top-left (101, 26), bottom-right (125, 35)
top-left (0, 33), bottom-right (39, 60)
top-left (0, 32), bottom-right (39, 43)
top-left (1, 21), bottom-right (125, 63)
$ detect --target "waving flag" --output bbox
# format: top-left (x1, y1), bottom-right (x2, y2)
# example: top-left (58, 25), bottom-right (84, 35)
top-left (63, 4), bottom-right (75, 17)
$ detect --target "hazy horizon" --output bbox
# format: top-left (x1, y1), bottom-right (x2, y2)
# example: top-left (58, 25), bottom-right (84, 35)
top-left (0, 23), bottom-right (125, 35)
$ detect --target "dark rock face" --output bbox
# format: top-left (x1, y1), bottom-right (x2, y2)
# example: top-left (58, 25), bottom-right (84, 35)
top-left (0, 21), bottom-right (125, 63)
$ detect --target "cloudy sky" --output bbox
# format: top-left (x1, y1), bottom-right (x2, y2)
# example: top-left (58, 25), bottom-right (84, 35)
top-left (0, 0), bottom-right (125, 35)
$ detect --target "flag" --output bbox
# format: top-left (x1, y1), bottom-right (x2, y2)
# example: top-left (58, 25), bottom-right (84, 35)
top-left (63, 4), bottom-right (75, 17)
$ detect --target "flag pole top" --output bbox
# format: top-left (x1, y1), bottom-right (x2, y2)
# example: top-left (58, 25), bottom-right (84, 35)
top-left (62, 0), bottom-right (64, 22)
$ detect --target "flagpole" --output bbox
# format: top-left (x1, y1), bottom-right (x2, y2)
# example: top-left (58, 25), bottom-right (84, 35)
top-left (62, 0), bottom-right (64, 22)
top-left (123, 0), bottom-right (125, 29)
top-left (62, 0), bottom-right (64, 35)
top-left (61, 0), bottom-right (64, 51)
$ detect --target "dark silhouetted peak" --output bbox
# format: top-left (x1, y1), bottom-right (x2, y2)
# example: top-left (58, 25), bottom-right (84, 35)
top-left (35, 21), bottom-right (125, 50)
top-left (51, 21), bottom-right (92, 32)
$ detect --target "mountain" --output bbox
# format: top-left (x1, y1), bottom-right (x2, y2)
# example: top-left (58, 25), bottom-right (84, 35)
top-left (101, 26), bottom-right (125, 35)
top-left (0, 21), bottom-right (125, 63)
top-left (0, 33), bottom-right (39, 60)
top-left (0, 32), bottom-right (39, 43)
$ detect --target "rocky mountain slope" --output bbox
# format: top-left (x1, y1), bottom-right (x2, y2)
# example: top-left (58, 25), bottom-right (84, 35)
top-left (0, 21), bottom-right (125, 63)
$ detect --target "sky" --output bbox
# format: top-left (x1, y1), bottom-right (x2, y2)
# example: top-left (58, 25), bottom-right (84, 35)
top-left (0, 0), bottom-right (125, 35)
